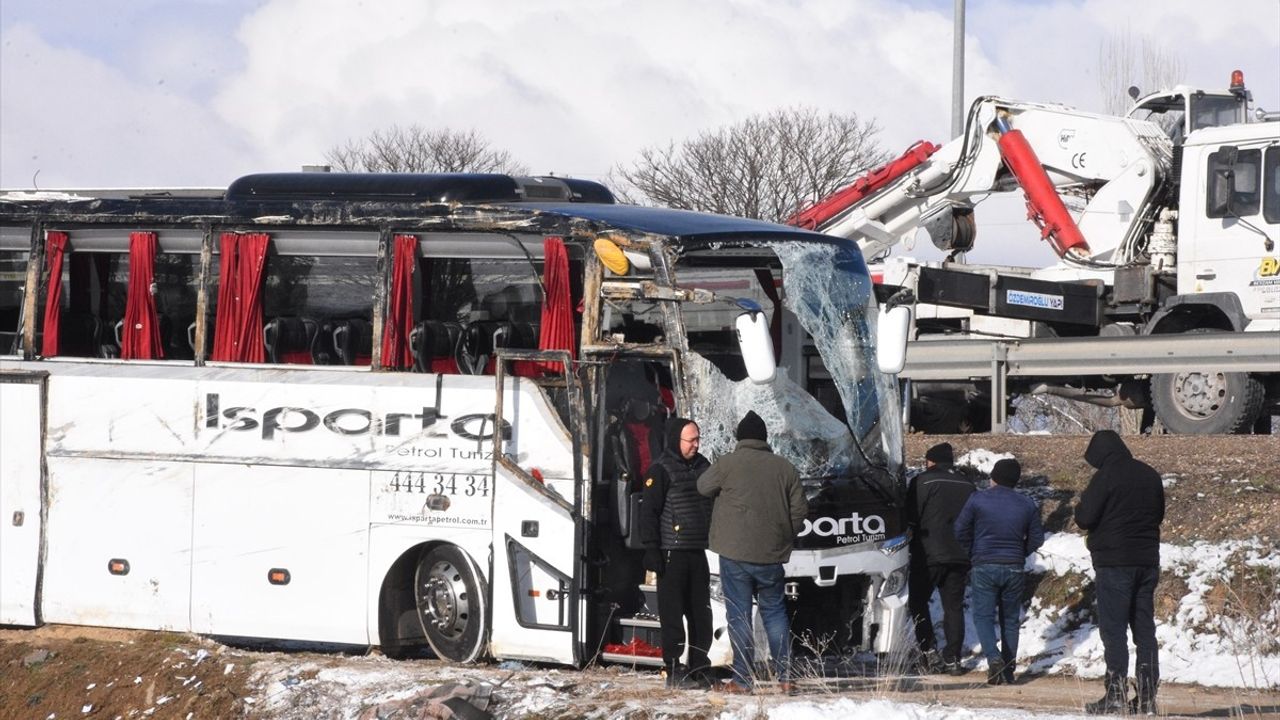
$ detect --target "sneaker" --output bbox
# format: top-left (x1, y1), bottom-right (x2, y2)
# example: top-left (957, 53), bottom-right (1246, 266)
top-left (918, 649), bottom-right (945, 674)
top-left (945, 661), bottom-right (967, 677)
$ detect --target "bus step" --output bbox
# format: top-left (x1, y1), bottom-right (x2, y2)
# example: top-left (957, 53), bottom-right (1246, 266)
top-left (618, 616), bottom-right (660, 629)
top-left (600, 651), bottom-right (664, 667)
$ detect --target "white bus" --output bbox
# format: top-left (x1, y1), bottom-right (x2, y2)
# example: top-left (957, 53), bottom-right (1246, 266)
top-left (0, 173), bottom-right (910, 668)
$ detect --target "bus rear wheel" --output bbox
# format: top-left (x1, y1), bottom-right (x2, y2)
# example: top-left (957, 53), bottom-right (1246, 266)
top-left (414, 545), bottom-right (487, 662)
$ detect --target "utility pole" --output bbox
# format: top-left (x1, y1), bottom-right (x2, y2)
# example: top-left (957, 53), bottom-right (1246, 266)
top-left (952, 0), bottom-right (965, 137)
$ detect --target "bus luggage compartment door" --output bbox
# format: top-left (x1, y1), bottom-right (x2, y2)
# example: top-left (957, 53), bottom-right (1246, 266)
top-left (0, 372), bottom-right (46, 626)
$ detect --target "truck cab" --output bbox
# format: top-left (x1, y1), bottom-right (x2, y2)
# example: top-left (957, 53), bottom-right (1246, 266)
top-left (1127, 72), bottom-right (1252, 144)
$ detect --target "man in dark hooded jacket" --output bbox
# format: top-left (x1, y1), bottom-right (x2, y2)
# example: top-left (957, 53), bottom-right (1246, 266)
top-left (639, 418), bottom-right (713, 687)
top-left (1075, 430), bottom-right (1165, 715)
top-left (906, 442), bottom-right (975, 674)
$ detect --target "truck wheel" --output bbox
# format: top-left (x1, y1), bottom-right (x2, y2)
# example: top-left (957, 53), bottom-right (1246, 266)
top-left (414, 545), bottom-right (488, 662)
top-left (1151, 330), bottom-right (1265, 434)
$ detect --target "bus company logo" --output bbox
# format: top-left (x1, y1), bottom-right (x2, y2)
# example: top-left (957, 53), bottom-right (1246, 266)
top-left (798, 512), bottom-right (887, 546)
top-left (201, 393), bottom-right (510, 442)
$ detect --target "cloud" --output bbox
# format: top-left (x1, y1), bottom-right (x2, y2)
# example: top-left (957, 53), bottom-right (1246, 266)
top-left (2, 0), bottom-right (1276, 269)
top-left (0, 23), bottom-right (258, 188)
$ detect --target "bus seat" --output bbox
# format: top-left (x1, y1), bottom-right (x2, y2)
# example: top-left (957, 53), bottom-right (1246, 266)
top-left (329, 318), bottom-right (372, 365)
top-left (264, 316), bottom-right (319, 364)
top-left (605, 398), bottom-right (667, 548)
top-left (57, 312), bottom-right (103, 358)
top-left (410, 320), bottom-right (461, 374)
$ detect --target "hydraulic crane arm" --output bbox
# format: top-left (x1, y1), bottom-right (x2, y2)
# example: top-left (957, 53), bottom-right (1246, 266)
top-left (793, 97), bottom-right (1174, 266)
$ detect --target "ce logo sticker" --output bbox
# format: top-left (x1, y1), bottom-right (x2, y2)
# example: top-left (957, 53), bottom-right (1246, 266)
top-left (1071, 152), bottom-right (1088, 169)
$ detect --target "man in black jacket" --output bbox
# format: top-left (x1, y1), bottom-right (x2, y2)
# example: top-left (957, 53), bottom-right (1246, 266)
top-left (1075, 430), bottom-right (1165, 715)
top-left (906, 442), bottom-right (975, 675)
top-left (640, 418), bottom-right (713, 688)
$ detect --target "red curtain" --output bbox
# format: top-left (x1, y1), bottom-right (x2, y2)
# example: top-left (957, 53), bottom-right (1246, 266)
top-left (212, 232), bottom-right (269, 362)
top-left (40, 231), bottom-right (69, 357)
top-left (381, 234), bottom-right (418, 369)
top-left (532, 236), bottom-right (575, 374)
top-left (120, 232), bottom-right (164, 360)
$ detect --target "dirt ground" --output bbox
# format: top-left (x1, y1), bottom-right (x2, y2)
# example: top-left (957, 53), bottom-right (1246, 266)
top-left (904, 434), bottom-right (1280, 543)
top-left (3, 625), bottom-right (1279, 719)
top-left (2, 435), bottom-right (1277, 719)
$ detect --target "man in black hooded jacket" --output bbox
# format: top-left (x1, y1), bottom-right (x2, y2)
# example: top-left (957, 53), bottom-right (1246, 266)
top-left (906, 442), bottom-right (975, 674)
top-left (1075, 430), bottom-right (1165, 715)
top-left (639, 418), bottom-right (713, 687)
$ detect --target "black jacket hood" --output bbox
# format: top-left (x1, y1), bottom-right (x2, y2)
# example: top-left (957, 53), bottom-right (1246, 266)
top-left (1084, 429), bottom-right (1132, 469)
top-left (663, 418), bottom-right (695, 460)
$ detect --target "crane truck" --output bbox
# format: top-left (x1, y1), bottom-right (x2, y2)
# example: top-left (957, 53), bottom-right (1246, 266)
top-left (791, 71), bottom-right (1280, 435)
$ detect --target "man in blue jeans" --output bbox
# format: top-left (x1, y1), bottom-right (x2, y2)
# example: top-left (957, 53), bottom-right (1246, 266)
top-left (954, 458), bottom-right (1044, 685)
top-left (697, 411), bottom-right (807, 695)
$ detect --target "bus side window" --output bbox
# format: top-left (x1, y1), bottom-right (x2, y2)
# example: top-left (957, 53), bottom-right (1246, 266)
top-left (38, 249), bottom-right (126, 359)
top-left (261, 253), bottom-right (377, 365)
top-left (0, 249), bottom-right (28, 355)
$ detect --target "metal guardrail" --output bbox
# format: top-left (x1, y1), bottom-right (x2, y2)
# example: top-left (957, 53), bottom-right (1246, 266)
top-left (901, 331), bottom-right (1280, 380)
top-left (899, 331), bottom-right (1280, 433)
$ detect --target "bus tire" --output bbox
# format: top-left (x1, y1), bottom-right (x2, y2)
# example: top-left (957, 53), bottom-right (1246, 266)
top-left (414, 545), bottom-right (488, 663)
top-left (1151, 329), bottom-right (1265, 434)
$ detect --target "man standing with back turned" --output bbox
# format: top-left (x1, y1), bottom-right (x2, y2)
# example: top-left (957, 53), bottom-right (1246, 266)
top-left (907, 442), bottom-right (975, 675)
top-left (954, 458), bottom-right (1044, 685)
top-left (698, 410), bottom-right (807, 695)
top-left (1076, 430), bottom-right (1165, 716)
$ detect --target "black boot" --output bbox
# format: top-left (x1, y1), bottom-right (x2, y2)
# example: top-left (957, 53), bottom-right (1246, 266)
top-left (985, 662), bottom-right (1006, 686)
top-left (1084, 671), bottom-right (1128, 715)
top-left (1001, 662), bottom-right (1016, 685)
top-left (1131, 664), bottom-right (1158, 715)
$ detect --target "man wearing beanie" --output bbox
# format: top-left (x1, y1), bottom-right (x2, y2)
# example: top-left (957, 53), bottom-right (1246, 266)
top-left (638, 418), bottom-right (714, 688)
top-left (697, 410), bottom-right (806, 694)
top-left (906, 442), bottom-right (975, 675)
top-left (954, 457), bottom-right (1044, 686)
top-left (1076, 430), bottom-right (1164, 716)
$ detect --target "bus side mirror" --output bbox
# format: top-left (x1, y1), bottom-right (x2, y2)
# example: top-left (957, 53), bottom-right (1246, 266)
top-left (875, 304), bottom-right (912, 375)
top-left (735, 310), bottom-right (776, 384)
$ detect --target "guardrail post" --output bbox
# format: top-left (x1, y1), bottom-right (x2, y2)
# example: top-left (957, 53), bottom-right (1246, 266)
top-left (991, 342), bottom-right (1008, 434)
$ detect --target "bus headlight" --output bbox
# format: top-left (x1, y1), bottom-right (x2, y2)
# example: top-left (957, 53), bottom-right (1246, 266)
top-left (879, 567), bottom-right (908, 598)
top-left (879, 532), bottom-right (910, 557)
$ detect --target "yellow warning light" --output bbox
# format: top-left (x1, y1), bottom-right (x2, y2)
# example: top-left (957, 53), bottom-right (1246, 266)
top-left (594, 238), bottom-right (630, 275)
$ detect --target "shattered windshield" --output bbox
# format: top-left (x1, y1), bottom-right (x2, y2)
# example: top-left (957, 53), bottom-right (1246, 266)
top-left (679, 241), bottom-right (903, 483)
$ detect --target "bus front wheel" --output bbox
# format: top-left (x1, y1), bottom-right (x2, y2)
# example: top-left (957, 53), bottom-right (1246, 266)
top-left (414, 545), bottom-right (488, 662)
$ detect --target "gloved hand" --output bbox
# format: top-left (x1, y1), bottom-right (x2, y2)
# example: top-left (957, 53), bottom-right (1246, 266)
top-left (642, 548), bottom-right (665, 575)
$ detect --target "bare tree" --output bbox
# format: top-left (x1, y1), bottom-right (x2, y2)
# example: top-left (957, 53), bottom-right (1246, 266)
top-left (1098, 27), bottom-right (1187, 116)
top-left (614, 108), bottom-right (888, 223)
top-left (325, 125), bottom-right (527, 174)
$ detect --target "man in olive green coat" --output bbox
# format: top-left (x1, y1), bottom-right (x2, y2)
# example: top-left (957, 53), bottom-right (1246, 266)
top-left (697, 411), bottom-right (807, 694)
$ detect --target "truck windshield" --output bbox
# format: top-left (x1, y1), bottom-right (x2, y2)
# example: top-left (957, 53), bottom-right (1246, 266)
top-left (1190, 94), bottom-right (1246, 131)
top-left (677, 240), bottom-right (903, 487)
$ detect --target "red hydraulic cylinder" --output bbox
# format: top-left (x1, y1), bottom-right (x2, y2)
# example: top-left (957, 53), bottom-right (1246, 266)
top-left (994, 115), bottom-right (1090, 258)
top-left (787, 140), bottom-right (940, 230)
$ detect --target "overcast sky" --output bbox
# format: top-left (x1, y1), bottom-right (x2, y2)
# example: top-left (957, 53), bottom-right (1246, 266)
top-left (1, 0), bottom-right (1277, 265)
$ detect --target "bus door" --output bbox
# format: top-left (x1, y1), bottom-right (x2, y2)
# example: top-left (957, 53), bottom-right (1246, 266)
top-left (487, 350), bottom-right (586, 664)
top-left (0, 371), bottom-right (47, 626)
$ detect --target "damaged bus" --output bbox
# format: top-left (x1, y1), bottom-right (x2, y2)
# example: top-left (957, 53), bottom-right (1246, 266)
top-left (0, 172), bottom-right (910, 670)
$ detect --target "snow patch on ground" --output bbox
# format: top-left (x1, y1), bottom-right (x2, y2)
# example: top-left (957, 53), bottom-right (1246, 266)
top-left (1006, 533), bottom-right (1279, 689)
top-left (955, 449), bottom-right (1014, 475)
